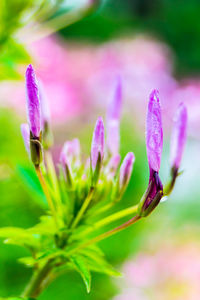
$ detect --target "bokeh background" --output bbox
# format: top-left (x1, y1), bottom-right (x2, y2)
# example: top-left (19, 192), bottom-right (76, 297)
top-left (1, 0), bottom-right (200, 299)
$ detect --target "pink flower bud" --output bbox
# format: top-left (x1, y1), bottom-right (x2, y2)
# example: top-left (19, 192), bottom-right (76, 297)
top-left (91, 117), bottom-right (104, 171)
top-left (25, 64), bottom-right (41, 138)
top-left (170, 103), bottom-right (187, 170)
top-left (146, 89), bottom-right (163, 172)
top-left (107, 154), bottom-right (121, 177)
top-left (119, 152), bottom-right (135, 190)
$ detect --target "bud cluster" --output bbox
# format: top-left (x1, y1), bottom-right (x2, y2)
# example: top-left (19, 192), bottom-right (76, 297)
top-left (19, 65), bottom-right (188, 296)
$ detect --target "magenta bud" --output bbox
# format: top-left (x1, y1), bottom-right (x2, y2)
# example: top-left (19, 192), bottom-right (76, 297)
top-left (25, 64), bottom-right (41, 138)
top-left (21, 123), bottom-right (30, 154)
top-left (107, 154), bottom-right (121, 178)
top-left (119, 152), bottom-right (135, 191)
top-left (91, 117), bottom-right (104, 172)
top-left (61, 138), bottom-right (80, 166)
top-left (170, 103), bottom-right (187, 171)
top-left (107, 77), bottom-right (122, 155)
top-left (146, 89), bottom-right (163, 173)
top-left (60, 148), bottom-right (73, 186)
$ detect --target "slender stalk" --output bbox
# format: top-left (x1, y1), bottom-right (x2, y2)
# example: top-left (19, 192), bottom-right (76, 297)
top-left (66, 215), bottom-right (141, 257)
top-left (45, 150), bottom-right (62, 208)
top-left (71, 187), bottom-right (95, 229)
top-left (75, 204), bottom-right (139, 238)
top-left (21, 259), bottom-right (54, 298)
top-left (35, 166), bottom-right (58, 229)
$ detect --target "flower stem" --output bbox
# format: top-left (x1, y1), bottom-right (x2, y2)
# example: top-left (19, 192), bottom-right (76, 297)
top-left (45, 150), bottom-right (62, 209)
top-left (67, 215), bottom-right (141, 257)
top-left (71, 187), bottom-right (95, 229)
top-left (75, 204), bottom-right (139, 238)
top-left (35, 166), bottom-right (58, 229)
top-left (21, 259), bottom-right (54, 298)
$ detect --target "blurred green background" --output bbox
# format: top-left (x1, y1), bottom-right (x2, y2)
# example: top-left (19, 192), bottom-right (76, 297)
top-left (1, 0), bottom-right (200, 299)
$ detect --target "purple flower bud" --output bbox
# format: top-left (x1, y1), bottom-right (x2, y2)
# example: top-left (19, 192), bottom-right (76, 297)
top-left (146, 89), bottom-right (163, 172)
top-left (107, 154), bottom-right (121, 178)
top-left (21, 123), bottom-right (30, 154)
top-left (91, 117), bottom-right (104, 171)
top-left (107, 77), bottom-right (122, 155)
top-left (119, 152), bottom-right (135, 190)
top-left (170, 103), bottom-right (187, 170)
top-left (25, 64), bottom-right (41, 138)
top-left (38, 80), bottom-right (51, 129)
top-left (61, 138), bottom-right (80, 166)
top-left (60, 150), bottom-right (73, 186)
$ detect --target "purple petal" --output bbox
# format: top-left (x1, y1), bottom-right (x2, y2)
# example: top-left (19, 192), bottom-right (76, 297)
top-left (119, 152), bottom-right (135, 189)
top-left (91, 117), bottom-right (104, 171)
top-left (146, 89), bottom-right (163, 172)
top-left (107, 76), bottom-right (122, 155)
top-left (38, 80), bottom-right (51, 128)
top-left (25, 64), bottom-right (41, 138)
top-left (21, 123), bottom-right (30, 154)
top-left (170, 103), bottom-right (187, 169)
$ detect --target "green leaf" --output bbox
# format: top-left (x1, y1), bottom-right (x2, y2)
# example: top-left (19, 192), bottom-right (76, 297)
top-left (0, 227), bottom-right (39, 250)
top-left (28, 216), bottom-right (57, 235)
top-left (79, 246), bottom-right (121, 277)
top-left (70, 255), bottom-right (91, 293)
top-left (18, 256), bottom-right (36, 268)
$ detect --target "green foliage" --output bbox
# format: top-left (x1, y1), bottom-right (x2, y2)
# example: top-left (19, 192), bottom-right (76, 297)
top-left (70, 255), bottom-right (91, 293)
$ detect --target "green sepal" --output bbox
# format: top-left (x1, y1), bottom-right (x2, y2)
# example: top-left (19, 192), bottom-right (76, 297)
top-left (91, 152), bottom-right (101, 187)
top-left (70, 255), bottom-right (91, 293)
top-left (30, 132), bottom-right (43, 166)
top-left (138, 190), bottom-right (163, 217)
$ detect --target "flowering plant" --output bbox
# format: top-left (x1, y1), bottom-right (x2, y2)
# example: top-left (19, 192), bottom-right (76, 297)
top-left (0, 65), bottom-right (187, 299)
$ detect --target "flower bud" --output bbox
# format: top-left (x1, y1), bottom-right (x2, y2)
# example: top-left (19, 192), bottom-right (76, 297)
top-left (25, 64), bottom-right (41, 138)
top-left (91, 117), bottom-right (104, 183)
top-left (146, 89), bottom-right (163, 172)
top-left (107, 77), bottom-right (122, 155)
top-left (60, 149), bottom-right (73, 187)
top-left (62, 138), bottom-right (80, 167)
top-left (119, 152), bottom-right (135, 192)
top-left (170, 103), bottom-right (187, 172)
top-left (25, 65), bottom-right (43, 166)
top-left (21, 123), bottom-right (30, 154)
top-left (138, 90), bottom-right (163, 216)
top-left (106, 154), bottom-right (121, 178)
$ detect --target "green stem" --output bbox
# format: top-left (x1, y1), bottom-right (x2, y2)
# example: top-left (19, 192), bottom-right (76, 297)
top-left (66, 215), bottom-right (141, 257)
top-left (21, 259), bottom-right (54, 298)
top-left (74, 204), bottom-right (139, 238)
top-left (71, 187), bottom-right (95, 229)
top-left (35, 166), bottom-right (58, 229)
top-left (45, 150), bottom-right (61, 203)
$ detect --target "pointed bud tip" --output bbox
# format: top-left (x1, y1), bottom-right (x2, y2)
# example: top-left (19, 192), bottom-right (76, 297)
top-left (149, 89), bottom-right (159, 103)
top-left (91, 117), bottom-right (105, 172)
top-left (119, 152), bottom-right (135, 189)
